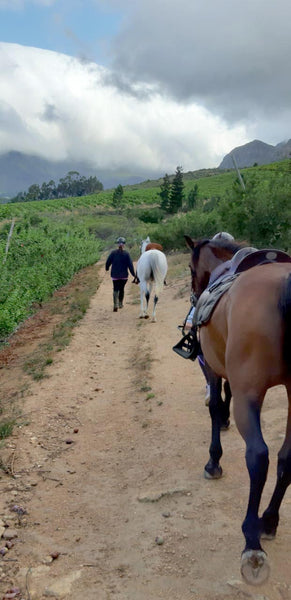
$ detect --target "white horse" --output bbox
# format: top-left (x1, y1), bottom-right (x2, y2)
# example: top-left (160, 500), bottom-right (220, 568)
top-left (136, 239), bottom-right (168, 322)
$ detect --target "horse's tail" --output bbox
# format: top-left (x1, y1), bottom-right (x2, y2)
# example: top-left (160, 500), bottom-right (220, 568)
top-left (151, 251), bottom-right (168, 296)
top-left (279, 272), bottom-right (291, 367)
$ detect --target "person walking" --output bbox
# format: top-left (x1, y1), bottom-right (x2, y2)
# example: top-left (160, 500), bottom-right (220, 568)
top-left (181, 231), bottom-right (234, 404)
top-left (105, 237), bottom-right (136, 312)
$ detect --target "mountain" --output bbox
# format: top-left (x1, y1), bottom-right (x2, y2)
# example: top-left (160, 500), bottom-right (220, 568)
top-left (219, 139), bottom-right (291, 169)
top-left (0, 151), bottom-right (153, 198)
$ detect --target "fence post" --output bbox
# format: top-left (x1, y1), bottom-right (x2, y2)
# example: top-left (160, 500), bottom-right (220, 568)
top-left (3, 218), bottom-right (15, 264)
top-left (231, 154), bottom-right (246, 191)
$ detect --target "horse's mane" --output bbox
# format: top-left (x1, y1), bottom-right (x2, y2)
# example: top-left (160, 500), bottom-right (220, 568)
top-left (192, 238), bottom-right (245, 261)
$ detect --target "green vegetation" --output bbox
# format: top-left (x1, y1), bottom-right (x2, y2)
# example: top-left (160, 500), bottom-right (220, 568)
top-left (0, 420), bottom-right (14, 440)
top-left (158, 167), bottom-right (185, 213)
top-left (0, 158), bottom-right (290, 343)
top-left (169, 166), bottom-right (184, 213)
top-left (0, 207), bottom-right (141, 340)
top-left (112, 183), bottom-right (124, 207)
top-left (148, 160), bottom-right (291, 251)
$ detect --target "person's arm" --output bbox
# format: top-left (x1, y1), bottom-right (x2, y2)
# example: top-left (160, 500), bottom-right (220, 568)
top-left (127, 255), bottom-right (135, 277)
top-left (105, 252), bottom-right (113, 271)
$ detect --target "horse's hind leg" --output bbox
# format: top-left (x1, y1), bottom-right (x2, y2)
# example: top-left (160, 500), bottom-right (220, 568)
top-left (260, 383), bottom-right (291, 540)
top-left (233, 393), bottom-right (270, 585)
top-left (144, 287), bottom-right (151, 319)
top-left (151, 294), bottom-right (158, 322)
top-left (139, 284), bottom-right (149, 318)
top-left (220, 381), bottom-right (231, 430)
top-left (204, 369), bottom-right (224, 479)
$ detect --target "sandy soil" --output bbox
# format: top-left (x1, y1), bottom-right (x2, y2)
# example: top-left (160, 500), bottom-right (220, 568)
top-left (0, 255), bottom-right (291, 600)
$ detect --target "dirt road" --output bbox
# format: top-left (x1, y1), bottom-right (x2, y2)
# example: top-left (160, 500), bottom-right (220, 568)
top-left (0, 256), bottom-right (290, 600)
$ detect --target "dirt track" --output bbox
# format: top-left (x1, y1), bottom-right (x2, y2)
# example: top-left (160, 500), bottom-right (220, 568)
top-left (0, 256), bottom-right (291, 600)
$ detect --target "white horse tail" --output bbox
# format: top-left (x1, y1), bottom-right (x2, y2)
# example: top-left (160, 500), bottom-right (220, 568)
top-left (148, 249), bottom-right (168, 295)
top-left (136, 248), bottom-right (168, 321)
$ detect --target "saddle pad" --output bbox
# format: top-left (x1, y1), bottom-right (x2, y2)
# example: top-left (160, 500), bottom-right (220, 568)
top-left (193, 274), bottom-right (238, 327)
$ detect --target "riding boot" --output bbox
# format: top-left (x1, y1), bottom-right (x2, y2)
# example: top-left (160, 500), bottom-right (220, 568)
top-left (119, 289), bottom-right (124, 308)
top-left (113, 291), bottom-right (119, 312)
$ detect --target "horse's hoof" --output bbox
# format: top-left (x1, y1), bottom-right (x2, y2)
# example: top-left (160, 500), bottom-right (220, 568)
top-left (144, 314), bottom-right (150, 319)
top-left (151, 318), bottom-right (156, 323)
top-left (221, 419), bottom-right (230, 431)
top-left (204, 465), bottom-right (222, 479)
top-left (241, 550), bottom-right (270, 586)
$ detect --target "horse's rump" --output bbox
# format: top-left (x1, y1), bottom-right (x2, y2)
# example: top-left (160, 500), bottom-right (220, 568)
top-left (201, 263), bottom-right (291, 384)
top-left (137, 249), bottom-right (167, 295)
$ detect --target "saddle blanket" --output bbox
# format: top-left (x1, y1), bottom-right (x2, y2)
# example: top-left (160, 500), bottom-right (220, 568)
top-left (193, 274), bottom-right (238, 327)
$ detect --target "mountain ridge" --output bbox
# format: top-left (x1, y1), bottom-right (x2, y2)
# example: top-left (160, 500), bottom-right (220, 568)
top-left (219, 138), bottom-right (291, 169)
top-left (0, 151), bottom-right (156, 198)
top-left (1, 138), bottom-right (290, 199)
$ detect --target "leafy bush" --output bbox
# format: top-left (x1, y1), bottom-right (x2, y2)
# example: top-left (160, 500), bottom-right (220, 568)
top-left (217, 174), bottom-right (291, 249)
top-left (135, 208), bottom-right (164, 224)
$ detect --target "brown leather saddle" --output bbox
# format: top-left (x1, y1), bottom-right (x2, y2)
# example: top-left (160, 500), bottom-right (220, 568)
top-left (173, 247), bottom-right (291, 360)
top-left (234, 248), bottom-right (291, 274)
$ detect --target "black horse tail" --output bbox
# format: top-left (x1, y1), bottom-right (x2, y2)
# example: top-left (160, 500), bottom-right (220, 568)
top-left (279, 272), bottom-right (291, 367)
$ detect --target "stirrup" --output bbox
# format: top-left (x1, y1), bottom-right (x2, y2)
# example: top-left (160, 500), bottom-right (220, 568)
top-left (172, 331), bottom-right (200, 360)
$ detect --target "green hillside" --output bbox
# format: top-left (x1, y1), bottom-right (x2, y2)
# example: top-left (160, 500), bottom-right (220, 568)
top-left (122, 159), bottom-right (291, 201)
top-left (0, 158), bottom-right (290, 340)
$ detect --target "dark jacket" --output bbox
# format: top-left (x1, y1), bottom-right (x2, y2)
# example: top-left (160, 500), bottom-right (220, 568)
top-left (105, 249), bottom-right (135, 279)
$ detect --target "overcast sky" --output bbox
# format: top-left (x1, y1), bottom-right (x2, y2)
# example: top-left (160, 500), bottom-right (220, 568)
top-left (0, 0), bottom-right (290, 179)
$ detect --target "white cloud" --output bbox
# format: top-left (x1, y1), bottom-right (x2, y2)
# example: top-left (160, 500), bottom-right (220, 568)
top-left (0, 42), bottom-right (248, 174)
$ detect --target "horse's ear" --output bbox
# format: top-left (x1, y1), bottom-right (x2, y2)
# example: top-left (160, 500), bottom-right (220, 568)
top-left (184, 235), bottom-right (195, 250)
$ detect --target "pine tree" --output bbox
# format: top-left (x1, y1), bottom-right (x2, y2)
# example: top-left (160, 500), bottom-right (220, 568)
top-left (169, 166), bottom-right (184, 213)
top-left (112, 184), bottom-right (124, 207)
top-left (159, 173), bottom-right (171, 211)
top-left (187, 183), bottom-right (199, 210)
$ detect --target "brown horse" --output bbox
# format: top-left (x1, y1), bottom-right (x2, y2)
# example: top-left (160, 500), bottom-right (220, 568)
top-left (185, 235), bottom-right (291, 585)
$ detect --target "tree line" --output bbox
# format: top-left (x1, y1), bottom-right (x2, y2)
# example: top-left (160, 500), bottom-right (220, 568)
top-left (10, 171), bottom-right (103, 203)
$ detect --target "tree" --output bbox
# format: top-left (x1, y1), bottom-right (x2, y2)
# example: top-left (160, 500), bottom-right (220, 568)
top-left (40, 180), bottom-right (57, 200)
top-left (187, 183), bottom-right (199, 210)
top-left (159, 173), bottom-right (171, 212)
top-left (169, 166), bottom-right (184, 213)
top-left (25, 184), bottom-right (41, 202)
top-left (112, 184), bottom-right (124, 207)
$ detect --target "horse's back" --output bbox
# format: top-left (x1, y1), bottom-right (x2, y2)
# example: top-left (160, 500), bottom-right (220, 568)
top-left (229, 262), bottom-right (291, 320)
top-left (145, 242), bottom-right (163, 252)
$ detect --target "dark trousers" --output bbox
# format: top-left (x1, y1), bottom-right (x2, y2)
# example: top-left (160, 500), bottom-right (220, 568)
top-left (113, 279), bottom-right (127, 305)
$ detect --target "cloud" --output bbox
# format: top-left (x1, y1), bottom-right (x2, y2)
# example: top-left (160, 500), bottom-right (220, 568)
top-left (108, 0), bottom-right (291, 124)
top-left (0, 42), bottom-right (247, 174)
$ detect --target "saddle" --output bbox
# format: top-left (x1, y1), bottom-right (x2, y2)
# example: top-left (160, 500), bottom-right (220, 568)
top-left (173, 247), bottom-right (291, 360)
